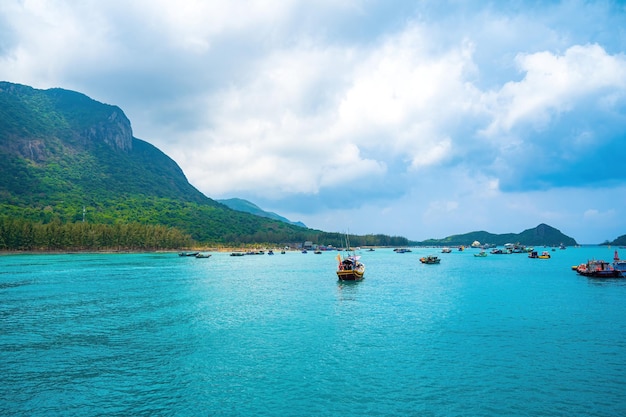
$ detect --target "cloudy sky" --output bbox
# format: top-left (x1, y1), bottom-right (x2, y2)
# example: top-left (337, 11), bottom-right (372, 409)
top-left (2, 0), bottom-right (626, 243)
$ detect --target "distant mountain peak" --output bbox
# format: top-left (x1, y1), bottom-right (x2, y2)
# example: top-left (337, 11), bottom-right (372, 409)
top-left (217, 198), bottom-right (306, 228)
top-left (416, 223), bottom-right (577, 246)
top-left (0, 81), bottom-right (133, 155)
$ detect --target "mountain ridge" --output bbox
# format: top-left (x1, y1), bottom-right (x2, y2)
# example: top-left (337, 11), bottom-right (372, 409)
top-left (4, 81), bottom-right (620, 246)
top-left (217, 198), bottom-right (306, 228)
top-left (414, 223), bottom-right (578, 246)
top-left (0, 81), bottom-right (409, 248)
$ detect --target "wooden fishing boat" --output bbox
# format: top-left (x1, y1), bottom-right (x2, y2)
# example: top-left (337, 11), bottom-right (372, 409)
top-left (336, 234), bottom-right (365, 281)
top-left (420, 255), bottom-right (441, 264)
top-left (336, 255), bottom-right (365, 281)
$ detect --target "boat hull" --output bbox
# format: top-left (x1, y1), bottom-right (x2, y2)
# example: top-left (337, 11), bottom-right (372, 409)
top-left (579, 270), bottom-right (621, 278)
top-left (336, 269), bottom-right (365, 281)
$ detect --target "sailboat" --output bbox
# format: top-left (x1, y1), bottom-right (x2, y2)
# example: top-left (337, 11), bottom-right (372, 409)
top-left (336, 235), bottom-right (365, 281)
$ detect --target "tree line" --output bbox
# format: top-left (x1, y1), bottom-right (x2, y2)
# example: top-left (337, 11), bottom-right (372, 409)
top-left (0, 217), bottom-right (409, 251)
top-left (0, 217), bottom-right (193, 251)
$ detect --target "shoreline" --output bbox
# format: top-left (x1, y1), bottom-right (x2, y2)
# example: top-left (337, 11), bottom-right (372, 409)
top-left (0, 246), bottom-right (293, 255)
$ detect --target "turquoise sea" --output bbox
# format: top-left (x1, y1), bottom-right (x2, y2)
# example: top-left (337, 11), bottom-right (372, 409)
top-left (2, 246), bottom-right (626, 416)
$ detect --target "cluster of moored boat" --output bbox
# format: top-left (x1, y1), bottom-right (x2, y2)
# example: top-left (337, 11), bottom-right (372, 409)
top-left (440, 243), bottom-right (568, 255)
top-left (573, 251), bottom-right (626, 278)
top-left (184, 246), bottom-right (626, 281)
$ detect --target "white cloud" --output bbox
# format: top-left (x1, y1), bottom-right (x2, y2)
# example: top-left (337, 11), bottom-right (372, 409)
top-left (167, 23), bottom-right (482, 198)
top-left (2, 0), bottom-right (626, 243)
top-left (482, 44), bottom-right (626, 136)
top-left (335, 29), bottom-right (480, 160)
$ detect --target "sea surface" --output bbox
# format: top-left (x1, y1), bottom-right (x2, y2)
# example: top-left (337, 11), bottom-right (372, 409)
top-left (2, 246), bottom-right (626, 416)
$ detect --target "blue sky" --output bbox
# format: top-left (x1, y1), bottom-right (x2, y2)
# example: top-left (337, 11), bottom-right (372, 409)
top-left (1, 0), bottom-right (625, 243)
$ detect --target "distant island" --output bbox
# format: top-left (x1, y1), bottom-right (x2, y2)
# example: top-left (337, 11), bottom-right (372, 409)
top-left (607, 234), bottom-right (626, 246)
top-left (413, 223), bottom-right (578, 247)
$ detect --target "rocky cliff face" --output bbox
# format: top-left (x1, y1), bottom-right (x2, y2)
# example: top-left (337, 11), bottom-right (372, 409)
top-left (83, 108), bottom-right (133, 153)
top-left (0, 82), bottom-right (134, 158)
top-left (0, 81), bottom-right (212, 206)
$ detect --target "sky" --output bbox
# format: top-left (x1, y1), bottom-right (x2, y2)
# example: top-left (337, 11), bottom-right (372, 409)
top-left (1, 0), bottom-right (625, 244)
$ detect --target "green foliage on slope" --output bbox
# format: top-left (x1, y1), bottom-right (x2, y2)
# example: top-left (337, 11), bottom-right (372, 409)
top-left (0, 217), bottom-right (192, 251)
top-left (607, 234), bottom-right (626, 246)
top-left (0, 82), bottom-right (406, 248)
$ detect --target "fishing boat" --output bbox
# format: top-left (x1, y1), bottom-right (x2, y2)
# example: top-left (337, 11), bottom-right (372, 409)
top-left (195, 253), bottom-right (212, 258)
top-left (474, 250), bottom-right (487, 257)
top-left (441, 247), bottom-right (452, 253)
top-left (336, 254), bottom-right (365, 281)
top-left (538, 251), bottom-right (551, 259)
top-left (420, 255), bottom-right (441, 264)
top-left (394, 248), bottom-right (412, 253)
top-left (336, 234), bottom-right (365, 281)
top-left (179, 251), bottom-right (199, 257)
top-left (575, 259), bottom-right (620, 278)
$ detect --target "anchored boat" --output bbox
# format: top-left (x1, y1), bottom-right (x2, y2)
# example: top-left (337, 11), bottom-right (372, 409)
top-left (420, 255), bottom-right (441, 264)
top-left (336, 254), bottom-right (365, 281)
top-left (336, 234), bottom-right (365, 281)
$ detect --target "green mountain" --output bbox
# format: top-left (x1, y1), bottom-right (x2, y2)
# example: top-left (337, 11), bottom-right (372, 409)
top-left (607, 234), bottom-right (626, 246)
top-left (0, 82), bottom-right (309, 244)
top-left (0, 81), bottom-right (407, 248)
top-left (217, 198), bottom-right (306, 227)
top-left (415, 223), bottom-right (578, 247)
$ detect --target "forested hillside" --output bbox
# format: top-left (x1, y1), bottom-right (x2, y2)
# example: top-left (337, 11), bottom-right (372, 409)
top-left (607, 234), bottom-right (626, 246)
top-left (0, 82), bottom-right (408, 249)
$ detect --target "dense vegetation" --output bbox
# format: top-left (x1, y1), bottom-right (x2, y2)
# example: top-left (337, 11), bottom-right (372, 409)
top-left (0, 216), bottom-right (408, 251)
top-left (0, 82), bottom-right (408, 250)
top-left (0, 217), bottom-right (192, 251)
top-left (414, 223), bottom-right (578, 247)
